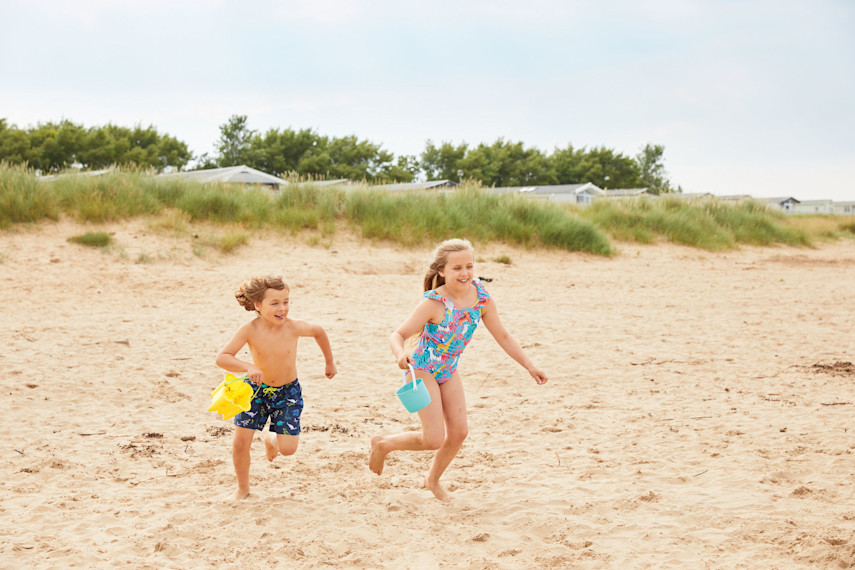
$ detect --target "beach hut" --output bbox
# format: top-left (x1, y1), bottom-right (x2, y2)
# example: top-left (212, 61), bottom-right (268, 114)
top-left (165, 165), bottom-right (288, 189)
top-left (603, 188), bottom-right (649, 200)
top-left (486, 183), bottom-right (604, 205)
top-left (792, 199), bottom-right (834, 215)
top-left (371, 180), bottom-right (458, 192)
top-left (833, 201), bottom-right (855, 216)
top-left (657, 192), bottom-right (715, 201)
top-left (762, 197), bottom-right (800, 213)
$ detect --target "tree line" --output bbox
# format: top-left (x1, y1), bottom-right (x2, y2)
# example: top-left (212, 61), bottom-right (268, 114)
top-left (1, 115), bottom-right (679, 193)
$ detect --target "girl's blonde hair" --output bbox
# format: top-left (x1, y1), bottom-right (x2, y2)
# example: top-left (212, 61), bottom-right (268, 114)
top-left (423, 238), bottom-right (475, 291)
top-left (406, 239), bottom-right (475, 348)
top-left (235, 275), bottom-right (288, 312)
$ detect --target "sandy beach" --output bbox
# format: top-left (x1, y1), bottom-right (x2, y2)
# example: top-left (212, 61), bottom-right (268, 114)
top-left (1, 219), bottom-right (854, 569)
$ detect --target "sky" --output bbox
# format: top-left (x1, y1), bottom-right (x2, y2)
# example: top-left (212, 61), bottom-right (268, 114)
top-left (2, 0), bottom-right (854, 201)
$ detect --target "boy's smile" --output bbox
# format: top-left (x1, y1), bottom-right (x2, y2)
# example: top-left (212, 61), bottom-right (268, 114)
top-left (255, 288), bottom-right (290, 324)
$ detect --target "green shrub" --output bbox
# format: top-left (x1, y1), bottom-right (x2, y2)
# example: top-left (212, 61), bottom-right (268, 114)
top-left (67, 231), bottom-right (112, 248)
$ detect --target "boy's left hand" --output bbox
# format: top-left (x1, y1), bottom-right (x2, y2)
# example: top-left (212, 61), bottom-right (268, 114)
top-left (325, 363), bottom-right (337, 379)
top-left (529, 367), bottom-right (548, 385)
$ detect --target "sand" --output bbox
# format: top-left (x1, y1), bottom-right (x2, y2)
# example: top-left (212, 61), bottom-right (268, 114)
top-left (1, 219), bottom-right (854, 569)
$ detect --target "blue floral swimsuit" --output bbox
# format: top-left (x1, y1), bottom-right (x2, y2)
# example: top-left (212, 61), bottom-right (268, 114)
top-left (412, 279), bottom-right (490, 384)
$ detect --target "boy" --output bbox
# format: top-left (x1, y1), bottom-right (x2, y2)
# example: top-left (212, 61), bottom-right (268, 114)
top-left (216, 275), bottom-right (336, 500)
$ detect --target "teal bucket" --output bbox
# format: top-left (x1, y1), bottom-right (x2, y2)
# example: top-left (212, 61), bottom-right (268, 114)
top-left (396, 364), bottom-right (431, 413)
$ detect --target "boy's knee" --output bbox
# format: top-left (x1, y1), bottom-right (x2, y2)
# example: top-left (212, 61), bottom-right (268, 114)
top-left (232, 438), bottom-right (252, 454)
top-left (278, 442), bottom-right (298, 456)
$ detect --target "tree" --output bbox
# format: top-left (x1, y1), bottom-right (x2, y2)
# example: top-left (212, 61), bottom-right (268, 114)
top-left (419, 140), bottom-right (468, 181)
top-left (459, 139), bottom-right (553, 187)
top-left (76, 124), bottom-right (192, 170)
top-left (635, 143), bottom-right (677, 194)
top-left (216, 115), bottom-right (255, 167)
top-left (249, 127), bottom-right (321, 176)
top-left (25, 120), bottom-right (84, 172)
top-left (548, 144), bottom-right (641, 188)
top-left (0, 119), bottom-right (31, 165)
top-left (296, 134), bottom-right (403, 182)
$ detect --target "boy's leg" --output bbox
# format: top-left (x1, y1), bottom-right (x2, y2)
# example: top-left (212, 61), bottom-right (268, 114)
top-left (265, 381), bottom-right (303, 461)
top-left (265, 431), bottom-right (299, 461)
top-left (231, 426), bottom-right (256, 500)
top-left (369, 370), bottom-right (446, 475)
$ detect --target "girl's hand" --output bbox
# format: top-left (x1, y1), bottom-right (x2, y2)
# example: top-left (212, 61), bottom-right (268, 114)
top-left (245, 365), bottom-right (263, 384)
top-left (397, 353), bottom-right (414, 370)
top-left (528, 366), bottom-right (548, 385)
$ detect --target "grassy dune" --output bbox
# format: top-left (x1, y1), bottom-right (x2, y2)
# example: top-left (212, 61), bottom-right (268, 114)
top-left (2, 163), bottom-right (851, 255)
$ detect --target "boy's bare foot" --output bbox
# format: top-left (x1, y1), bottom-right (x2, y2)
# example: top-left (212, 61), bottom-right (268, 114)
top-left (424, 475), bottom-right (452, 502)
top-left (229, 488), bottom-right (250, 501)
top-left (369, 435), bottom-right (388, 475)
top-left (264, 432), bottom-right (278, 462)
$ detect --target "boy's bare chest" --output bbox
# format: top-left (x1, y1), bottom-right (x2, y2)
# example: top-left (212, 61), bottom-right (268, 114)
top-left (248, 330), bottom-right (298, 358)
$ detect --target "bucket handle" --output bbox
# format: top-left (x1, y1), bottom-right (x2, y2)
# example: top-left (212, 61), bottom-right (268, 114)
top-left (401, 364), bottom-right (419, 390)
top-left (225, 374), bottom-right (262, 400)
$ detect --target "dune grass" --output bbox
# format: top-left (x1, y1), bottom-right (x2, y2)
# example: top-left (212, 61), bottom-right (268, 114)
top-left (0, 162), bottom-right (60, 227)
top-left (581, 196), bottom-right (812, 250)
top-left (2, 164), bottom-right (846, 254)
top-left (343, 187), bottom-right (612, 254)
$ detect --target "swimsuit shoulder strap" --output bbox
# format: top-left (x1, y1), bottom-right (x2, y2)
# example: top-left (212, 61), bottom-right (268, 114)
top-left (472, 278), bottom-right (491, 308)
top-left (424, 289), bottom-right (455, 313)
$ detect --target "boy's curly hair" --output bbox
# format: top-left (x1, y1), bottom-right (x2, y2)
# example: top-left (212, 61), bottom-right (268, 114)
top-left (235, 275), bottom-right (288, 312)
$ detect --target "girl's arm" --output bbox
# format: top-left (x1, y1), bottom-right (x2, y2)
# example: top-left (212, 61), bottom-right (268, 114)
top-left (390, 298), bottom-right (442, 369)
top-left (481, 298), bottom-right (548, 385)
top-left (215, 324), bottom-right (264, 383)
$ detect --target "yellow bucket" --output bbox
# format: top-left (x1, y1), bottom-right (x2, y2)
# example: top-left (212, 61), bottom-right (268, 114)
top-left (208, 373), bottom-right (255, 420)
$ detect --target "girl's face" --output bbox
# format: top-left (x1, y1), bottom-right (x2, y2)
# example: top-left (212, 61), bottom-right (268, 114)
top-left (439, 249), bottom-right (475, 290)
top-left (254, 287), bottom-right (290, 324)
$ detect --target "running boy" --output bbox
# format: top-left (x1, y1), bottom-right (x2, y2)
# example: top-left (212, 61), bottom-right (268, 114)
top-left (216, 275), bottom-right (336, 500)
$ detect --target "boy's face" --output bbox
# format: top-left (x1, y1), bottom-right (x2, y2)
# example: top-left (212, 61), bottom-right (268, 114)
top-left (254, 287), bottom-right (290, 323)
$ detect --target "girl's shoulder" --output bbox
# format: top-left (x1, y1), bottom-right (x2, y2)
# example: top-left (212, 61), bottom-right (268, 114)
top-left (473, 278), bottom-right (491, 306)
top-left (423, 287), bottom-right (454, 312)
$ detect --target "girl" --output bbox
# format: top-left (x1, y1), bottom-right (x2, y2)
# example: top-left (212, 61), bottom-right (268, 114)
top-left (369, 238), bottom-right (548, 501)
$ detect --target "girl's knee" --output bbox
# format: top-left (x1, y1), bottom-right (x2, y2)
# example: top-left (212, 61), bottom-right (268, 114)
top-left (446, 426), bottom-right (469, 447)
top-left (423, 430), bottom-right (445, 450)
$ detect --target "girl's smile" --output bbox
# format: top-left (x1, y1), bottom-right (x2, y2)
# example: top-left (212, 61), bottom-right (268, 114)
top-left (440, 250), bottom-right (475, 293)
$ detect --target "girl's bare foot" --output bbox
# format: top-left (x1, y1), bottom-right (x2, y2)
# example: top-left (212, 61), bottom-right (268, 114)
top-left (229, 488), bottom-right (250, 501)
top-left (369, 435), bottom-right (388, 475)
top-left (264, 432), bottom-right (278, 462)
top-left (424, 475), bottom-right (452, 502)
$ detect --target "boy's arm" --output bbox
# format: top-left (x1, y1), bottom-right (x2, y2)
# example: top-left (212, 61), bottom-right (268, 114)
top-left (481, 298), bottom-right (548, 385)
top-left (216, 324), bottom-right (264, 383)
top-left (296, 320), bottom-right (337, 379)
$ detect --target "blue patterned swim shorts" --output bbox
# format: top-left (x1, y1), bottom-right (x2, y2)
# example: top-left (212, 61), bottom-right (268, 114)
top-left (233, 379), bottom-right (303, 435)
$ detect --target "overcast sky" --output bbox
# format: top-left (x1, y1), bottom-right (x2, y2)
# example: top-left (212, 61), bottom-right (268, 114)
top-left (2, 0), bottom-right (853, 201)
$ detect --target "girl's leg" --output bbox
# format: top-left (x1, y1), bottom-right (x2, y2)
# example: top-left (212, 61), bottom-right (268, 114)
top-left (265, 431), bottom-right (299, 461)
top-left (425, 371), bottom-right (468, 501)
top-left (369, 370), bottom-right (446, 475)
top-left (231, 426), bottom-right (256, 500)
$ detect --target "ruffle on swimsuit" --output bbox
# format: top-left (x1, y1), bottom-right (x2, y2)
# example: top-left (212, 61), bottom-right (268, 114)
top-left (411, 278), bottom-right (491, 383)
